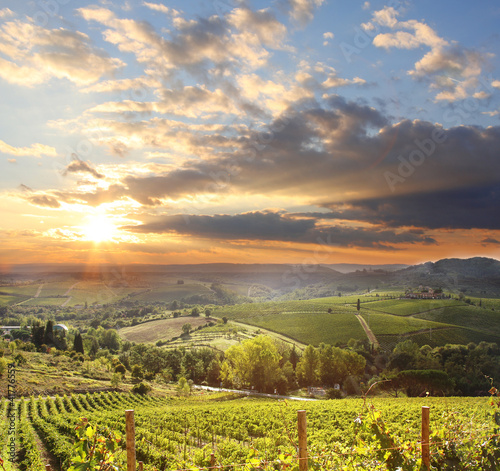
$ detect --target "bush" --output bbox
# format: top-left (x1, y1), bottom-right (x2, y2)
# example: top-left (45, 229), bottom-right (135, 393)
top-left (132, 382), bottom-right (152, 395)
top-left (326, 388), bottom-right (343, 399)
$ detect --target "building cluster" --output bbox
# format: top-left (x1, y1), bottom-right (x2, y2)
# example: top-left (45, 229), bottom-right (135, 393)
top-left (403, 286), bottom-right (445, 299)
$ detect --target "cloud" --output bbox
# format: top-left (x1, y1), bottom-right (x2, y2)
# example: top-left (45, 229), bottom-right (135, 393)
top-left (228, 7), bottom-right (288, 48)
top-left (0, 20), bottom-right (124, 87)
top-left (123, 209), bottom-right (435, 249)
top-left (89, 85), bottom-right (243, 118)
top-left (321, 70), bottom-right (366, 88)
top-left (283, 0), bottom-right (326, 26)
top-left (482, 238), bottom-right (500, 245)
top-left (52, 98), bottom-right (500, 221)
top-left (78, 5), bottom-right (279, 79)
top-left (364, 6), bottom-right (491, 102)
top-left (142, 2), bottom-right (171, 15)
top-left (64, 159), bottom-right (105, 179)
top-left (0, 140), bottom-right (57, 157)
top-left (81, 76), bottom-right (161, 94)
top-left (321, 182), bottom-right (500, 230)
top-left (27, 194), bottom-right (61, 209)
top-left (0, 8), bottom-right (14, 19)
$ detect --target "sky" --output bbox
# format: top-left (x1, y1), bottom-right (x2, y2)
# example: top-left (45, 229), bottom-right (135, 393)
top-left (0, 0), bottom-right (499, 267)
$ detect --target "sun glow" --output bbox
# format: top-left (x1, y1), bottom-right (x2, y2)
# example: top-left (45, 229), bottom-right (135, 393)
top-left (82, 215), bottom-right (117, 243)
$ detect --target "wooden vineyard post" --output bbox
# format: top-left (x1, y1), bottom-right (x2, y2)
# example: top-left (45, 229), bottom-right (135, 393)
top-left (125, 410), bottom-right (136, 471)
top-left (421, 406), bottom-right (430, 469)
top-left (45, 465), bottom-right (51, 471)
top-left (298, 410), bottom-right (308, 471)
top-left (210, 452), bottom-right (216, 468)
top-left (138, 462), bottom-right (144, 471)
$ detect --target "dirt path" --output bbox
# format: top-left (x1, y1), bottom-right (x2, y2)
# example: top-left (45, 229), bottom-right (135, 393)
top-left (31, 423), bottom-right (60, 471)
top-left (355, 313), bottom-right (380, 348)
top-left (34, 284), bottom-right (44, 298)
top-left (63, 281), bottom-right (80, 296)
top-left (60, 281), bottom-right (81, 307)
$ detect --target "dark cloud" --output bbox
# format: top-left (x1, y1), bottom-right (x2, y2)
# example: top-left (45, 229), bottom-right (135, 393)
top-left (52, 99), bottom-right (500, 233)
top-left (27, 195), bottom-right (61, 208)
top-left (482, 238), bottom-right (500, 245)
top-left (321, 182), bottom-right (500, 230)
top-left (64, 159), bottom-right (104, 179)
top-left (123, 210), bottom-right (436, 249)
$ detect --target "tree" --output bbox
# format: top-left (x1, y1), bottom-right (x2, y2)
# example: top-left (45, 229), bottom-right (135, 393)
top-left (182, 323), bottom-right (192, 335)
top-left (110, 372), bottom-right (122, 388)
top-left (31, 325), bottom-right (45, 349)
top-left (73, 332), bottom-right (85, 354)
top-left (44, 320), bottom-right (54, 346)
top-left (191, 307), bottom-right (200, 317)
top-left (224, 335), bottom-right (282, 392)
top-left (100, 329), bottom-right (121, 352)
top-left (222, 317), bottom-right (228, 324)
top-left (0, 357), bottom-right (7, 377)
top-left (296, 345), bottom-right (319, 387)
top-left (177, 376), bottom-right (190, 396)
top-left (398, 370), bottom-right (454, 397)
top-left (89, 338), bottom-right (99, 358)
top-left (205, 308), bottom-right (212, 318)
top-left (357, 299), bottom-right (360, 312)
top-left (131, 364), bottom-right (144, 380)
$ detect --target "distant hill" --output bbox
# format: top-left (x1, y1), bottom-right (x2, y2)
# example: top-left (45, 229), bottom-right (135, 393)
top-left (323, 263), bottom-right (409, 274)
top-left (1, 257), bottom-right (499, 301)
top-left (392, 257), bottom-right (500, 296)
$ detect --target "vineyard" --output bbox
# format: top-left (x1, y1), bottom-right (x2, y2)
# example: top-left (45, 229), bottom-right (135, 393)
top-left (1, 391), bottom-right (500, 470)
top-left (213, 296), bottom-right (500, 349)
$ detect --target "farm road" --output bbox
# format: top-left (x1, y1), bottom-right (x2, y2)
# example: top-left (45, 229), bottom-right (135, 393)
top-left (34, 283), bottom-right (44, 298)
top-left (61, 281), bottom-right (81, 307)
top-left (355, 313), bottom-right (379, 348)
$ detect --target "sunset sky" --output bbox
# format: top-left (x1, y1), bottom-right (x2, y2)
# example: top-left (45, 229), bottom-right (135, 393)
top-left (0, 0), bottom-right (499, 267)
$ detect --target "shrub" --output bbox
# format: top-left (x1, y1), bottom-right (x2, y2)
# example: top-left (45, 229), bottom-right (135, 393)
top-left (326, 388), bottom-right (343, 399)
top-left (132, 382), bottom-right (152, 395)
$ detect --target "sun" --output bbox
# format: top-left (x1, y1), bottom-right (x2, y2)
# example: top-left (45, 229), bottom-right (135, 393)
top-left (82, 215), bottom-right (117, 243)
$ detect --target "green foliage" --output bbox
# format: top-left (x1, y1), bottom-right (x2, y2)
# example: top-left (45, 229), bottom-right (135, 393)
top-left (131, 381), bottom-right (151, 395)
top-left (224, 335), bottom-right (282, 392)
top-left (67, 417), bottom-right (122, 471)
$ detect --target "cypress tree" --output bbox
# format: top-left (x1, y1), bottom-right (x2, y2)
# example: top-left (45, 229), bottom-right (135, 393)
top-left (74, 332), bottom-right (84, 354)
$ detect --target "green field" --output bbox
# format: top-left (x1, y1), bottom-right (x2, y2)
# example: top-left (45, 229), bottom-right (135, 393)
top-left (213, 295), bottom-right (500, 349)
top-left (126, 283), bottom-right (214, 303)
top-left (415, 304), bottom-right (500, 336)
top-left (360, 311), bottom-right (449, 335)
top-left (361, 298), bottom-right (463, 316)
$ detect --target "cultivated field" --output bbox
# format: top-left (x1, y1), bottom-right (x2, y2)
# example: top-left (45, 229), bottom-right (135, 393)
top-left (1, 391), bottom-right (497, 471)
